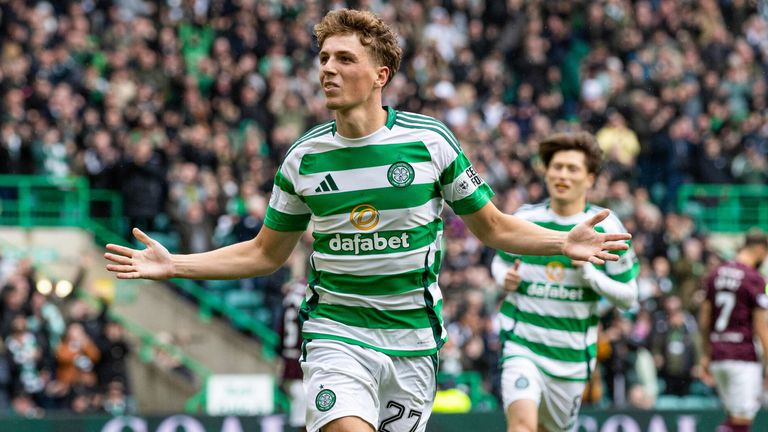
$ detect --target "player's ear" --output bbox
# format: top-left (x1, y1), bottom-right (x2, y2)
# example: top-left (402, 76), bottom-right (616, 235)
top-left (375, 66), bottom-right (390, 88)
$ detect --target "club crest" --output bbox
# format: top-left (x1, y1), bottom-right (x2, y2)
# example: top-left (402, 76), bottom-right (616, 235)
top-left (387, 162), bottom-right (414, 188)
top-left (315, 388), bottom-right (336, 412)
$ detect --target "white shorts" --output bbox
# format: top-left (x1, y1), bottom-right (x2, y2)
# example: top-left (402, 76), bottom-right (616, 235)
top-left (710, 360), bottom-right (763, 419)
top-left (502, 357), bottom-right (585, 432)
top-left (302, 339), bottom-right (436, 432)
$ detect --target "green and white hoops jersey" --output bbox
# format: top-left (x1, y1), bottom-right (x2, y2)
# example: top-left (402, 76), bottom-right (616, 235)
top-left (492, 202), bottom-right (639, 381)
top-left (264, 107), bottom-right (493, 357)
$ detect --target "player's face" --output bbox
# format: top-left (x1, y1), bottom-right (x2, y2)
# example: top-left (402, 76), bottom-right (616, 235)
top-left (544, 150), bottom-right (595, 205)
top-left (318, 34), bottom-right (385, 113)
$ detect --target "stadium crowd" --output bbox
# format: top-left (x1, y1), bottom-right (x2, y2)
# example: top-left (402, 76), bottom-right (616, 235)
top-left (1, 0), bottom-right (767, 414)
top-left (0, 257), bottom-right (134, 416)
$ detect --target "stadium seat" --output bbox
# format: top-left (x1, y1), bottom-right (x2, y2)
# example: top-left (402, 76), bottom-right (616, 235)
top-left (224, 290), bottom-right (265, 312)
top-left (253, 306), bottom-right (273, 326)
top-left (204, 279), bottom-right (240, 293)
top-left (679, 395), bottom-right (720, 410)
top-left (654, 395), bottom-right (682, 409)
top-left (153, 213), bottom-right (171, 232)
top-left (689, 379), bottom-right (716, 397)
top-left (134, 231), bottom-right (180, 254)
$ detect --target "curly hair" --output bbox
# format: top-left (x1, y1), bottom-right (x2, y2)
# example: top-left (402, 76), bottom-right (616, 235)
top-left (314, 9), bottom-right (402, 86)
top-left (539, 132), bottom-right (604, 174)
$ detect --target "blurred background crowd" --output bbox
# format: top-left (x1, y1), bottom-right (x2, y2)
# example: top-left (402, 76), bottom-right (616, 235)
top-left (0, 257), bottom-right (133, 416)
top-left (1, 0), bottom-right (767, 415)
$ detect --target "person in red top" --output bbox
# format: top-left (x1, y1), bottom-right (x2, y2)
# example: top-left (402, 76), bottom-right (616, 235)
top-left (699, 230), bottom-right (768, 432)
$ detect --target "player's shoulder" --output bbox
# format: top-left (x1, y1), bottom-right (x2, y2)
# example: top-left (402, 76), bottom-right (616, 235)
top-left (514, 202), bottom-right (548, 219)
top-left (587, 203), bottom-right (628, 233)
top-left (392, 110), bottom-right (461, 153)
top-left (744, 265), bottom-right (768, 290)
top-left (283, 120), bottom-right (336, 160)
top-left (394, 109), bottom-right (446, 127)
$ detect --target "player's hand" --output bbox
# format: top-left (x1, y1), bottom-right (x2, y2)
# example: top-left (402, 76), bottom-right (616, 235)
top-left (104, 228), bottom-right (174, 280)
top-left (563, 209), bottom-right (631, 265)
top-left (503, 259), bottom-right (521, 293)
top-left (698, 356), bottom-right (714, 386)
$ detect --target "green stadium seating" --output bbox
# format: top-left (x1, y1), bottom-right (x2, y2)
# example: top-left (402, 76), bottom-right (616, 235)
top-left (224, 290), bottom-right (265, 312)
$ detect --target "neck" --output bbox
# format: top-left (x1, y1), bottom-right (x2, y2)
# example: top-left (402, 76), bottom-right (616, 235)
top-left (550, 198), bottom-right (587, 217)
top-left (334, 102), bottom-right (387, 139)
top-left (735, 250), bottom-right (758, 268)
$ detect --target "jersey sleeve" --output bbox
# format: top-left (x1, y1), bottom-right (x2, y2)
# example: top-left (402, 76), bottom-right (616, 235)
top-left (264, 165), bottom-right (312, 232)
top-left (603, 247), bottom-right (640, 282)
top-left (491, 252), bottom-right (518, 286)
top-left (600, 215), bottom-right (640, 283)
top-left (439, 151), bottom-right (494, 215)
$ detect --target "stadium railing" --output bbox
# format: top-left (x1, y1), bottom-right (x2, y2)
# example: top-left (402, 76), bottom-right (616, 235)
top-left (0, 174), bottom-right (280, 355)
top-left (678, 183), bottom-right (768, 232)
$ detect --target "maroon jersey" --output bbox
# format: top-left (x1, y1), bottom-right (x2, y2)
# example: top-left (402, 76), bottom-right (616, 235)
top-left (278, 283), bottom-right (305, 381)
top-left (706, 261), bottom-right (768, 362)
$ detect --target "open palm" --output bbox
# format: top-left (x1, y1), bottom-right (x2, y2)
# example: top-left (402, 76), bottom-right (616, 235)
top-left (564, 209), bottom-right (631, 265)
top-left (104, 228), bottom-right (174, 280)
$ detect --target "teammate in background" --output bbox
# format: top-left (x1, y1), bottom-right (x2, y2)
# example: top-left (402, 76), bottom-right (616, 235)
top-left (491, 132), bottom-right (639, 432)
top-left (698, 231), bottom-right (768, 432)
top-left (105, 10), bottom-right (631, 432)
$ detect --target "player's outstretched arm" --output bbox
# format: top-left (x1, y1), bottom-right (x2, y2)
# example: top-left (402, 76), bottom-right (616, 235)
top-left (105, 226), bottom-right (303, 281)
top-left (462, 203), bottom-right (629, 264)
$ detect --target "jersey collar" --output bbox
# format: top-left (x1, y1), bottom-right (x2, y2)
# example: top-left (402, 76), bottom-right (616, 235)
top-left (385, 106), bottom-right (397, 129)
top-left (330, 106), bottom-right (396, 136)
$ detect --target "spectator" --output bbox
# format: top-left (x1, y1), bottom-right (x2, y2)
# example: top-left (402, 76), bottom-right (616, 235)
top-left (601, 312), bottom-right (638, 407)
top-left (5, 316), bottom-right (44, 401)
top-left (595, 109), bottom-right (640, 173)
top-left (119, 138), bottom-right (167, 236)
top-left (95, 321), bottom-right (132, 396)
top-left (55, 322), bottom-right (101, 393)
top-left (651, 296), bottom-right (701, 396)
top-left (0, 278), bottom-right (31, 338)
top-left (102, 380), bottom-right (136, 416)
top-left (67, 300), bottom-right (105, 344)
top-left (25, 291), bottom-right (65, 375)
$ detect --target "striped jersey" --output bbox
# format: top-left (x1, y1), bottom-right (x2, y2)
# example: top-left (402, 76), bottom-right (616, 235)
top-left (264, 107), bottom-right (494, 357)
top-left (491, 202), bottom-right (639, 381)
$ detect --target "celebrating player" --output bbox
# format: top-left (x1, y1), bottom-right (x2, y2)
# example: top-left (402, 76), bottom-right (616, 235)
top-left (491, 132), bottom-right (639, 432)
top-left (106, 10), bottom-right (630, 432)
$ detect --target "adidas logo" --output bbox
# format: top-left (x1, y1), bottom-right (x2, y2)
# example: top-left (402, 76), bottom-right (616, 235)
top-left (315, 174), bottom-right (339, 192)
